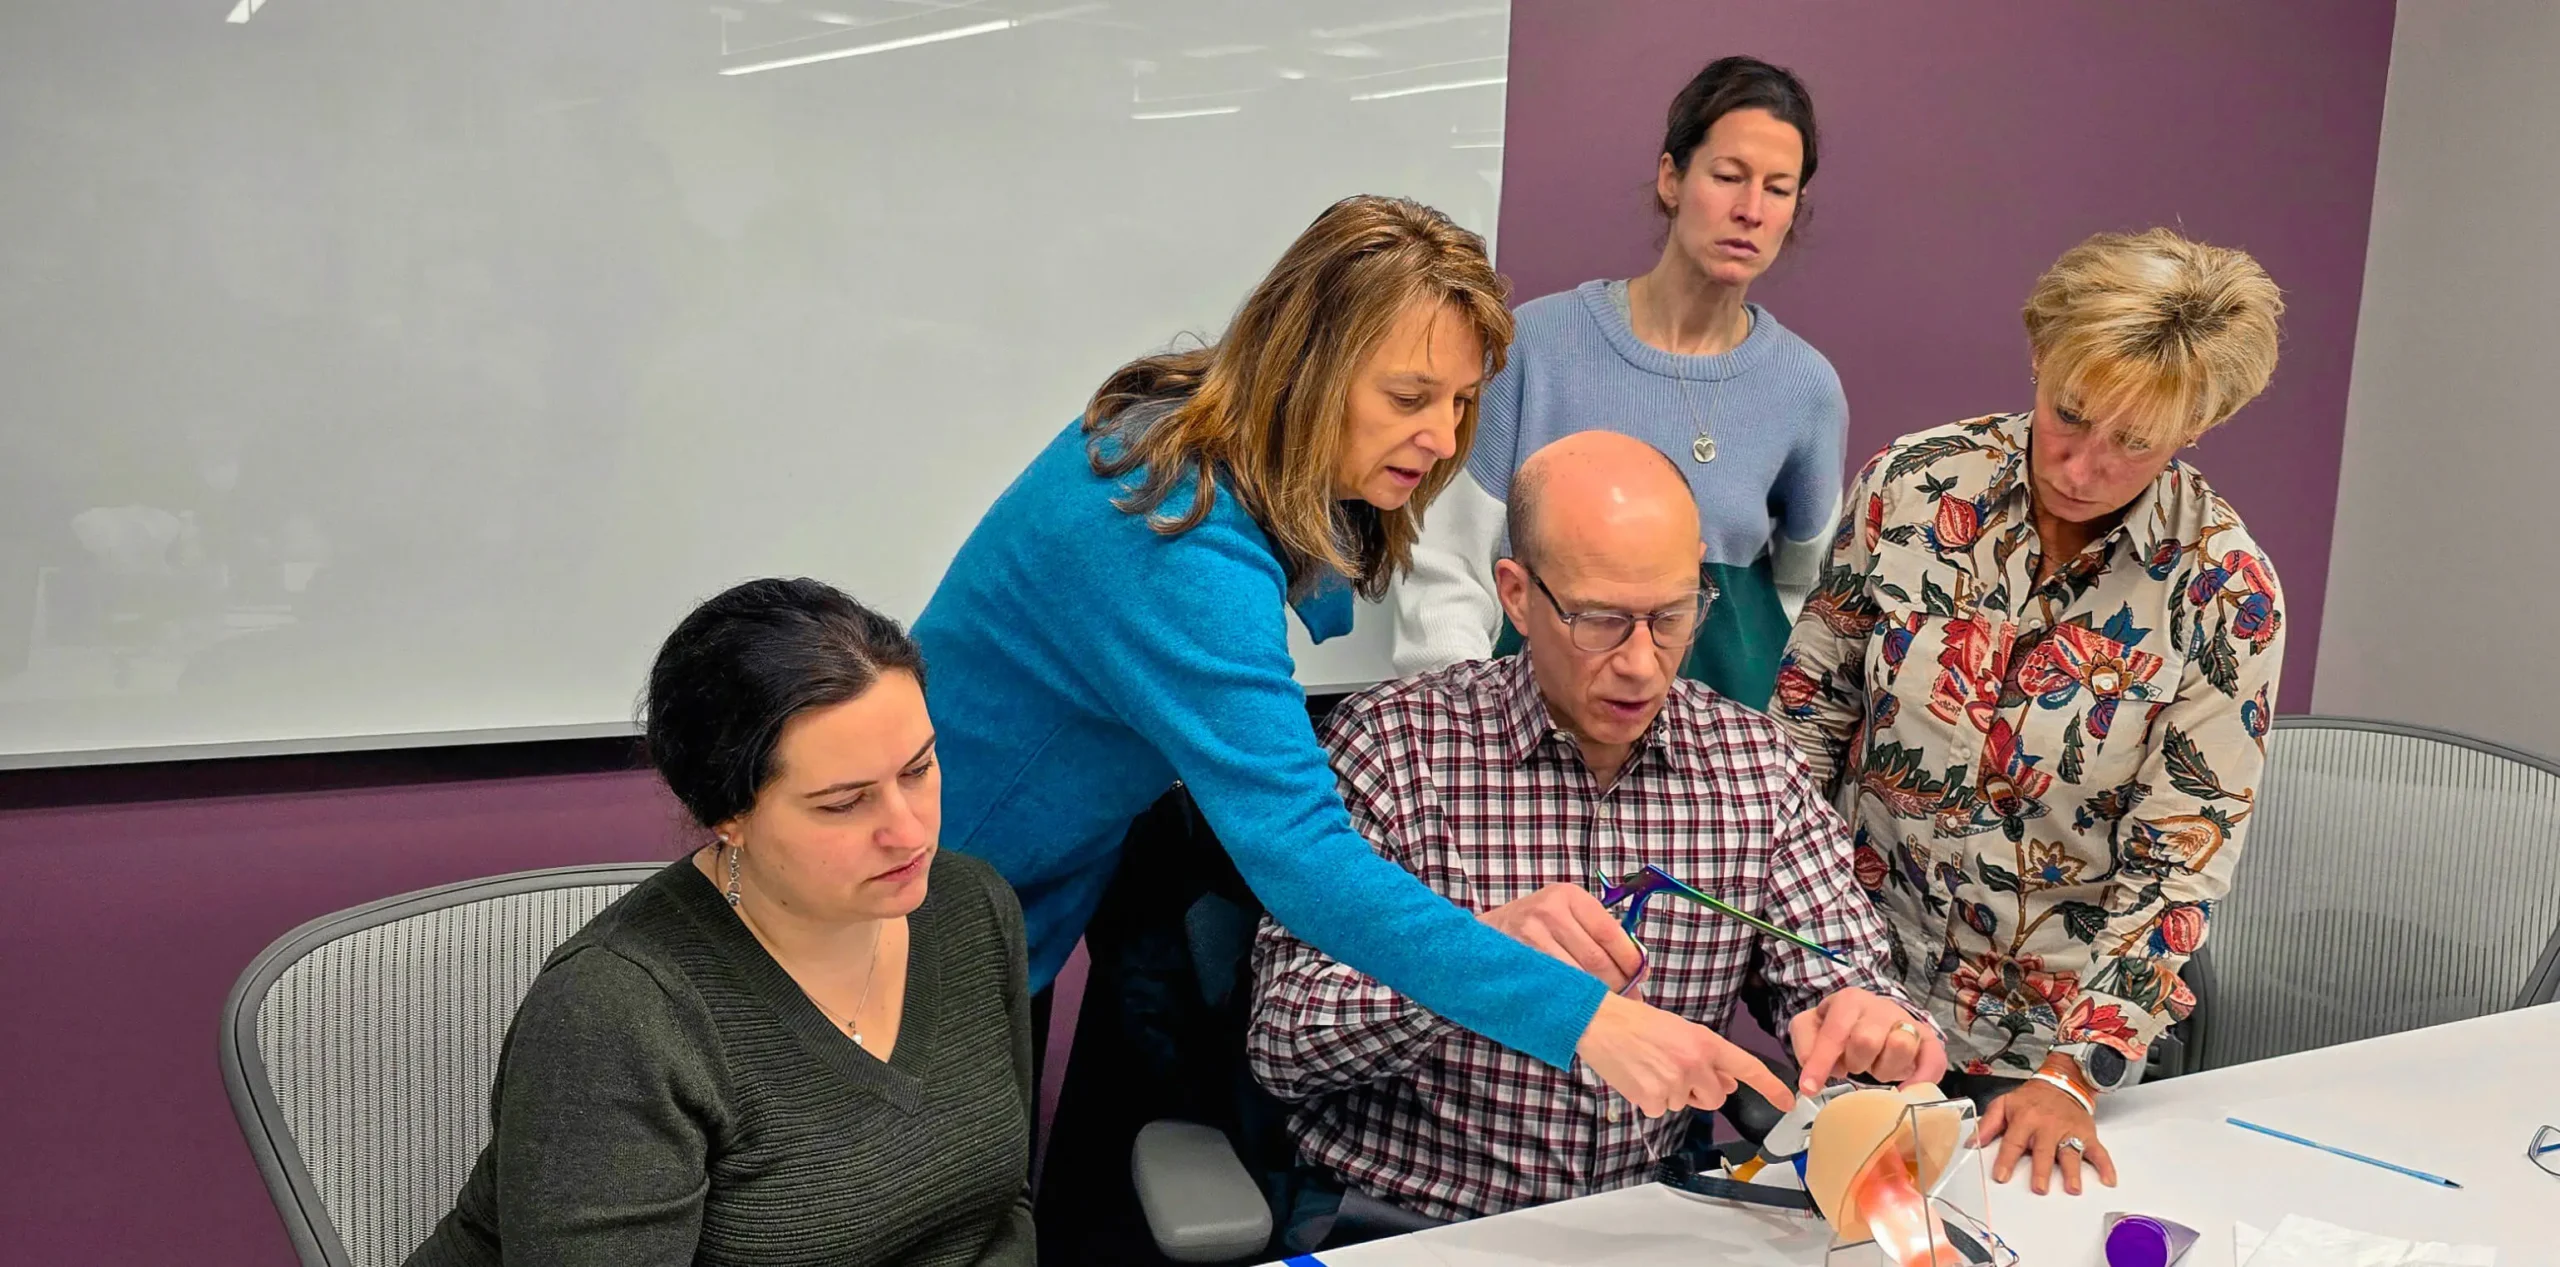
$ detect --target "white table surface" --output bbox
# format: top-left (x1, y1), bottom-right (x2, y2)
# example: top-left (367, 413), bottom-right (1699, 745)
top-left (1312, 1004), bottom-right (2560, 1267)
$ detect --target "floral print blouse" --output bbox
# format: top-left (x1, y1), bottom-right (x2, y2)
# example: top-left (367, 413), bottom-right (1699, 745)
top-left (1773, 412), bottom-right (2283, 1082)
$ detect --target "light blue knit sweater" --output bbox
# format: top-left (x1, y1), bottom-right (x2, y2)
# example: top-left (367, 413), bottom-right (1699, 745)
top-left (1471, 281), bottom-right (1847, 568)
top-left (1395, 280), bottom-right (1850, 708)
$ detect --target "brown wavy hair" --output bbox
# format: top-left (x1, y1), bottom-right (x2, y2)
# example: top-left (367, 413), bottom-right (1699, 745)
top-left (1083, 195), bottom-right (1514, 601)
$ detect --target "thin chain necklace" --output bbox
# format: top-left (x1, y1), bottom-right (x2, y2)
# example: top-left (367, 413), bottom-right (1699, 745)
top-left (726, 843), bottom-right (887, 1049)
top-left (1675, 373), bottom-right (1725, 465)
top-left (1633, 274), bottom-right (1738, 464)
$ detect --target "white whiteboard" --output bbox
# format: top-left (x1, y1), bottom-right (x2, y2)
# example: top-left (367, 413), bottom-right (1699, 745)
top-left (0, 0), bottom-right (1510, 765)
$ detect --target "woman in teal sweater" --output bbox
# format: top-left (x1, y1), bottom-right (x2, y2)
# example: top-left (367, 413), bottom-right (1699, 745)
top-left (915, 197), bottom-right (1771, 1115)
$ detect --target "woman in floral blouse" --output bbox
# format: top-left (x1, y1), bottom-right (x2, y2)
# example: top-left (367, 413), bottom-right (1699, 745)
top-left (1773, 228), bottom-right (2284, 1197)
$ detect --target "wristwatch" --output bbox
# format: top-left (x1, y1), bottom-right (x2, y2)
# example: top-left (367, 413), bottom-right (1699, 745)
top-left (2049, 1041), bottom-right (2134, 1093)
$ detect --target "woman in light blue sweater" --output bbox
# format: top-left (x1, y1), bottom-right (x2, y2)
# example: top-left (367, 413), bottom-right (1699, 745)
top-left (1396, 56), bottom-right (1848, 711)
top-left (915, 197), bottom-right (1770, 1117)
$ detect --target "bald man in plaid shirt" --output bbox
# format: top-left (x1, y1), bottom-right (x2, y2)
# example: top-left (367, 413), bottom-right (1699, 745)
top-left (1248, 433), bottom-right (1946, 1242)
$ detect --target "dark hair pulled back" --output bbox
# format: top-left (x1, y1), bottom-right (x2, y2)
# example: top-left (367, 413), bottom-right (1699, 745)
top-left (1657, 55), bottom-right (1820, 234)
top-left (643, 577), bottom-right (925, 831)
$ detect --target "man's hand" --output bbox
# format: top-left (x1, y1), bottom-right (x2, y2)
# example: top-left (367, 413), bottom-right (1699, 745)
top-left (1787, 987), bottom-right (1949, 1093)
top-left (1576, 990), bottom-right (1798, 1117)
top-left (1977, 1078), bottom-right (2117, 1196)
top-left (1479, 883), bottom-right (1644, 992)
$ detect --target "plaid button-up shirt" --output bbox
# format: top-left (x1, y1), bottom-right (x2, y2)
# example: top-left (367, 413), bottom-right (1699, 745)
top-left (1246, 653), bottom-right (1914, 1221)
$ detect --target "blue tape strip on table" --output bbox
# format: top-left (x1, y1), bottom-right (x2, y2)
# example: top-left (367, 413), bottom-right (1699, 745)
top-left (1283, 1257), bottom-right (1328, 1266)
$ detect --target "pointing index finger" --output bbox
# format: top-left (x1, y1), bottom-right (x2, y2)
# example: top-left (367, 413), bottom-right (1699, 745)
top-left (1793, 1002), bottom-right (1853, 1093)
top-left (1723, 1047), bottom-right (1797, 1113)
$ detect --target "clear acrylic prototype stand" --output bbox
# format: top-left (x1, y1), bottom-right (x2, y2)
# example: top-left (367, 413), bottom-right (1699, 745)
top-left (1821, 1098), bottom-right (2014, 1267)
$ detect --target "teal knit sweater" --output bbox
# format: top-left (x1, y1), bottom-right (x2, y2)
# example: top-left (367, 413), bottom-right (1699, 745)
top-left (914, 419), bottom-right (1604, 1069)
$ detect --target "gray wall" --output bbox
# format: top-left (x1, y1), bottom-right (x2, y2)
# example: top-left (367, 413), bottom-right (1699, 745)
top-left (2315, 2), bottom-right (2560, 757)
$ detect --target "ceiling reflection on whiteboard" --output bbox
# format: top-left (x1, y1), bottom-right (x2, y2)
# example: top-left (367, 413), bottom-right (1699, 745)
top-left (0, 0), bottom-right (1512, 757)
top-left (700, 0), bottom-right (1508, 135)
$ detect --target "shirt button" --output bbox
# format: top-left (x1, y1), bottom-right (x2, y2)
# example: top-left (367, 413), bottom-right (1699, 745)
top-left (1607, 1102), bottom-right (1622, 1123)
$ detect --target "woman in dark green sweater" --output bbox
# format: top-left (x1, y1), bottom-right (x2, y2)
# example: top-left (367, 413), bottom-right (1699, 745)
top-left (409, 578), bottom-right (1034, 1267)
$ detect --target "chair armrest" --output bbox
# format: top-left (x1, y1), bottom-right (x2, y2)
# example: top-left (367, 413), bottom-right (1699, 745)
top-left (1131, 1119), bottom-right (1272, 1263)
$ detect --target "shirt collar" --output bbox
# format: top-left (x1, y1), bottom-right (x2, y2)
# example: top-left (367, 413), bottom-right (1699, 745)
top-left (1493, 652), bottom-right (1558, 767)
top-left (1986, 410), bottom-right (2180, 567)
top-left (1490, 652), bottom-right (1688, 781)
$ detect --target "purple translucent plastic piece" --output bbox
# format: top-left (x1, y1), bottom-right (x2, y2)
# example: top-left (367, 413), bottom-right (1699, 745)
top-left (2103, 1214), bottom-right (2198, 1267)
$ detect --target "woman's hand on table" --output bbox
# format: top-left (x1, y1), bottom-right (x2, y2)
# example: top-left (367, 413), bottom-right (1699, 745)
top-left (1976, 1074), bottom-right (2118, 1196)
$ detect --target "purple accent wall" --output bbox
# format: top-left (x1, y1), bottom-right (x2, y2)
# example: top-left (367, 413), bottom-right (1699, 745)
top-left (0, 7), bottom-right (2397, 1264)
top-left (0, 771), bottom-right (680, 1265)
top-left (1497, 0), bottom-right (2396, 710)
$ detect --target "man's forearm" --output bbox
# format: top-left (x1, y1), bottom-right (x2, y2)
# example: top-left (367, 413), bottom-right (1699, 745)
top-left (1247, 949), bottom-right (1453, 1100)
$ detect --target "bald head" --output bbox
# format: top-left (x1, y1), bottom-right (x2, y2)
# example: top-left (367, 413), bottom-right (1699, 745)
top-left (1505, 431), bottom-right (1699, 575)
top-left (1497, 432), bottom-right (1704, 773)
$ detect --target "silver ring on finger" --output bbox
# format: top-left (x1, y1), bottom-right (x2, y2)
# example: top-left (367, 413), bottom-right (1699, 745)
top-left (1893, 1021), bottom-right (1921, 1038)
top-left (2058, 1136), bottom-right (2087, 1154)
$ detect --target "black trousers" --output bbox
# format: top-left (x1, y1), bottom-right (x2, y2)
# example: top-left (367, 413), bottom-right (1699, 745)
top-left (1031, 789), bottom-right (1268, 1267)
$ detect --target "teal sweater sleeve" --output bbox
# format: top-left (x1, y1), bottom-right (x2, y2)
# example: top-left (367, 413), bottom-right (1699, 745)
top-left (1082, 515), bottom-right (1605, 1070)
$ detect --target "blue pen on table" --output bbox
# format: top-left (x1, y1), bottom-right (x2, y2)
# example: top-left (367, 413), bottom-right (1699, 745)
top-left (2224, 1117), bottom-right (2462, 1189)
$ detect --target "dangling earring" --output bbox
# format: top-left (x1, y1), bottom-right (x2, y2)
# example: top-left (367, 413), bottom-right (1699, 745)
top-left (723, 838), bottom-right (743, 908)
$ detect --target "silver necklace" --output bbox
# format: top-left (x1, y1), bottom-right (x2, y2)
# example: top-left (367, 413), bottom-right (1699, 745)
top-left (726, 842), bottom-right (888, 1048)
top-left (1634, 277), bottom-right (1734, 464)
top-left (1676, 373), bottom-right (1725, 464)
top-left (809, 934), bottom-right (886, 1048)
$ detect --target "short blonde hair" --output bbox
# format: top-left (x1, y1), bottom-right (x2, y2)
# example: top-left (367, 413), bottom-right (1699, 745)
top-left (1086, 195), bottom-right (1513, 601)
top-left (2023, 228), bottom-right (2283, 450)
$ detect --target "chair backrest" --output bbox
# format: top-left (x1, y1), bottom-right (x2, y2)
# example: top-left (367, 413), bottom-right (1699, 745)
top-left (2194, 717), bottom-right (2560, 1071)
top-left (219, 863), bottom-right (664, 1267)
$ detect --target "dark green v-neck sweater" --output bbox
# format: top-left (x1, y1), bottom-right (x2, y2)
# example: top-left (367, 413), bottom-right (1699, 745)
top-left (407, 851), bottom-right (1035, 1267)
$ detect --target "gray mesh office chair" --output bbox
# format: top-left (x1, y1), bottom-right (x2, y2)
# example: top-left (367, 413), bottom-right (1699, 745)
top-left (219, 863), bottom-right (662, 1267)
top-left (2193, 717), bottom-right (2560, 1071)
